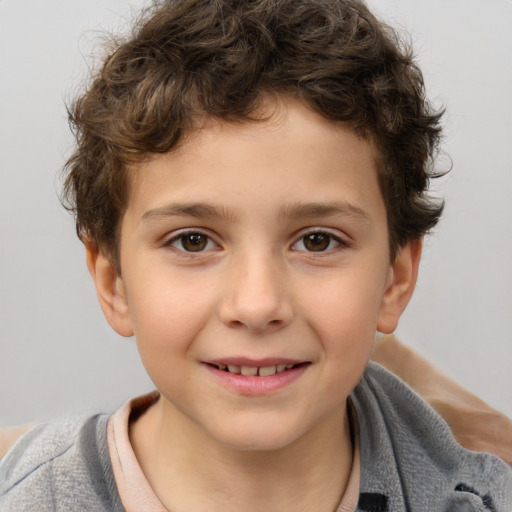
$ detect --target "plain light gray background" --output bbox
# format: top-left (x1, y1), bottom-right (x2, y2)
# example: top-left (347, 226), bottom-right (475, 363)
top-left (0, 0), bottom-right (511, 426)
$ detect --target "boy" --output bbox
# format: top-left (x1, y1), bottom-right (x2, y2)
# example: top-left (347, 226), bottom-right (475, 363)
top-left (1, 0), bottom-right (511, 511)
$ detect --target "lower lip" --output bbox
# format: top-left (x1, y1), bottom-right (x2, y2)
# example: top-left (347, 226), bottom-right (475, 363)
top-left (204, 364), bottom-right (309, 396)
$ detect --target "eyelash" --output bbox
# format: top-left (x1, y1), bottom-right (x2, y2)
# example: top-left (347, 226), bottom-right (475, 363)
top-left (163, 228), bottom-right (349, 255)
top-left (291, 229), bottom-right (349, 253)
top-left (163, 230), bottom-right (220, 254)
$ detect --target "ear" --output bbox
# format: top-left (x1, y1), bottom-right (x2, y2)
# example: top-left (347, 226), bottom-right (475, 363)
top-left (85, 240), bottom-right (134, 337)
top-left (377, 239), bottom-right (422, 334)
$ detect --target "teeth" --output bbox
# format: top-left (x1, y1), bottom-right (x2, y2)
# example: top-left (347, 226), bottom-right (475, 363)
top-left (258, 366), bottom-right (276, 377)
top-left (227, 364), bottom-right (241, 374)
top-left (241, 365), bottom-right (258, 376)
top-left (216, 363), bottom-right (297, 376)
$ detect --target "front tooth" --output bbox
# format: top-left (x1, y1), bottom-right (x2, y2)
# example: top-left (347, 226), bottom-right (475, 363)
top-left (228, 364), bottom-right (241, 374)
top-left (218, 364), bottom-right (226, 371)
top-left (241, 366), bottom-right (258, 376)
top-left (258, 366), bottom-right (277, 377)
top-left (276, 364), bottom-right (286, 373)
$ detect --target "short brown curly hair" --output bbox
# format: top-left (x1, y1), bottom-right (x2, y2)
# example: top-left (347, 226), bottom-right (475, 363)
top-left (63, 0), bottom-right (445, 271)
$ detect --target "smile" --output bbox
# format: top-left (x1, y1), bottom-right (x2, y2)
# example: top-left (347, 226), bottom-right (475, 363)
top-left (204, 360), bottom-right (310, 395)
top-left (209, 363), bottom-right (302, 377)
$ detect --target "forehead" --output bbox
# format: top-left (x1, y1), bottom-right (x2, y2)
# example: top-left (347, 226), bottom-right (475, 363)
top-left (125, 96), bottom-right (384, 226)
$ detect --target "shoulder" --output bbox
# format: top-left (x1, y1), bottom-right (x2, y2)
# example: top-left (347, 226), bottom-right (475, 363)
top-left (352, 361), bottom-right (512, 511)
top-left (0, 414), bottom-right (124, 512)
top-left (0, 415), bottom-right (92, 490)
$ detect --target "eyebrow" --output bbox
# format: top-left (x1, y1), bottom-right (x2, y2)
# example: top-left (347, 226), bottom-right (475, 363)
top-left (278, 201), bottom-right (372, 224)
top-left (141, 200), bottom-right (372, 224)
top-left (141, 202), bottom-right (236, 223)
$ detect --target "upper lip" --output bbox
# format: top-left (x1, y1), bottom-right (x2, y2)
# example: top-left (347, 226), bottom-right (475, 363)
top-left (204, 357), bottom-right (307, 367)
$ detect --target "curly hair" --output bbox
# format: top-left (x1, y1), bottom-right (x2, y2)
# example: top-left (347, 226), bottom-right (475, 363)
top-left (63, 0), bottom-right (445, 270)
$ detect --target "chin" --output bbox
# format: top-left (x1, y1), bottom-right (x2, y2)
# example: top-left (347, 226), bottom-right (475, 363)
top-left (211, 420), bottom-right (306, 453)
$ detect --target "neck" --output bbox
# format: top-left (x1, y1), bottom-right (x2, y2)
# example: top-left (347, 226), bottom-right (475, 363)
top-left (131, 397), bottom-right (354, 512)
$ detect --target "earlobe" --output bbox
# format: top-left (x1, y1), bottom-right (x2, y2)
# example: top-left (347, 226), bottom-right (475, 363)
top-left (377, 239), bottom-right (422, 334)
top-left (85, 240), bottom-right (134, 337)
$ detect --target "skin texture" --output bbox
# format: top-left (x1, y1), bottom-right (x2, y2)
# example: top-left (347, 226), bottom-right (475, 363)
top-left (86, 97), bottom-right (420, 511)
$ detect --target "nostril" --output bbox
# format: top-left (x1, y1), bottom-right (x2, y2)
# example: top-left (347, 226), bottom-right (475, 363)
top-left (226, 318), bottom-right (283, 332)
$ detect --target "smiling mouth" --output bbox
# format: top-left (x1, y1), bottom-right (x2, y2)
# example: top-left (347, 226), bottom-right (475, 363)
top-left (207, 362), bottom-right (308, 377)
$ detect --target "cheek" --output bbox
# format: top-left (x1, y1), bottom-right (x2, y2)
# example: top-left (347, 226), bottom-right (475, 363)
top-left (301, 267), bottom-right (387, 369)
top-left (126, 272), bottom-right (219, 355)
top-left (304, 267), bottom-right (387, 328)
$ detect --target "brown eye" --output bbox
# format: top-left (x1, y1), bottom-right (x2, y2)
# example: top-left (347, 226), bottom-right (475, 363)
top-left (169, 232), bottom-right (216, 253)
top-left (181, 233), bottom-right (208, 252)
top-left (292, 231), bottom-right (344, 253)
top-left (303, 233), bottom-right (331, 252)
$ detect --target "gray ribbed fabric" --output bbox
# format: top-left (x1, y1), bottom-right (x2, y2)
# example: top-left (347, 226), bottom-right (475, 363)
top-left (0, 414), bottom-right (124, 511)
top-left (1, 361), bottom-right (510, 511)
top-left (351, 362), bottom-right (512, 511)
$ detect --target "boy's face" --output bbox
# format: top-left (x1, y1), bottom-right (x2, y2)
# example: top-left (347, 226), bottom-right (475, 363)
top-left (89, 97), bottom-right (418, 451)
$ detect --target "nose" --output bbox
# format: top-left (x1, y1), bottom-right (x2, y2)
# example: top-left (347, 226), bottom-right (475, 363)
top-left (218, 251), bottom-right (294, 334)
